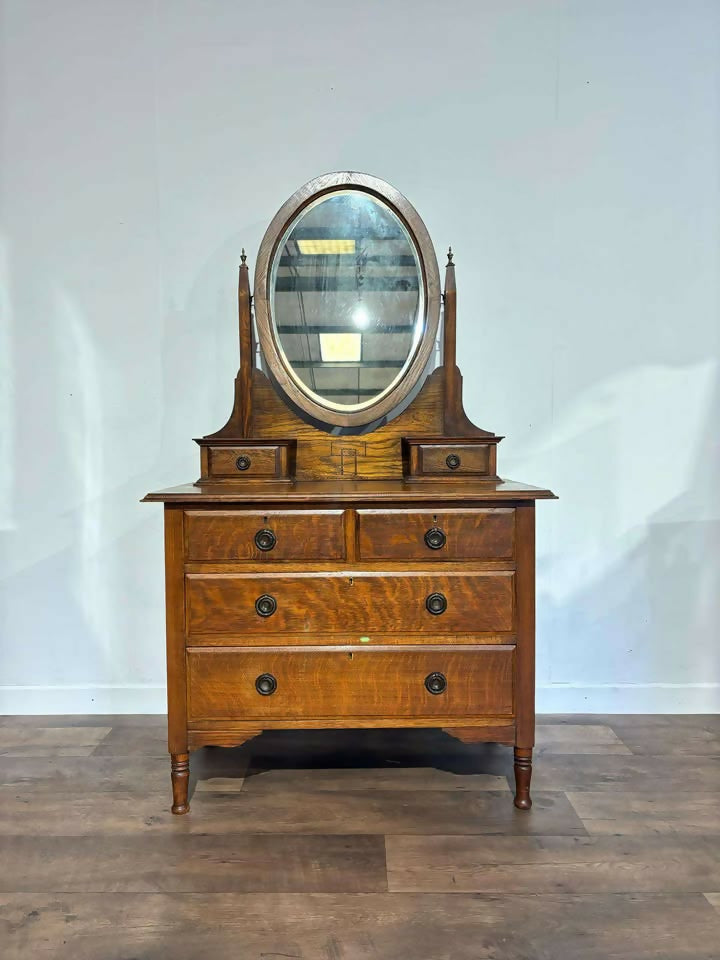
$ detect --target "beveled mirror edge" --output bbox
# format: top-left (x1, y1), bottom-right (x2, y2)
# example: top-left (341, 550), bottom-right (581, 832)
top-left (253, 171), bottom-right (441, 429)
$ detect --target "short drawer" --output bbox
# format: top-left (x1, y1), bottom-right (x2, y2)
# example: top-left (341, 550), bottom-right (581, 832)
top-left (357, 509), bottom-right (514, 561)
top-left (187, 646), bottom-right (515, 721)
top-left (186, 571), bottom-right (515, 637)
top-left (211, 446), bottom-right (276, 477)
top-left (185, 510), bottom-right (346, 562)
top-left (403, 438), bottom-right (499, 478)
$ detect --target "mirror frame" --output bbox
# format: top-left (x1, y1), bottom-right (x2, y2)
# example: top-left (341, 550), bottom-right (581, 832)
top-left (254, 171), bottom-right (441, 429)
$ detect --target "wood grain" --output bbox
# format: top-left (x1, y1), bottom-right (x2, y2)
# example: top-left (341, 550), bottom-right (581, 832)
top-left (0, 834), bottom-right (387, 892)
top-left (3, 892), bottom-right (720, 960)
top-left (186, 647), bottom-right (514, 721)
top-left (186, 570), bottom-right (515, 636)
top-left (184, 508), bottom-right (346, 561)
top-left (357, 507), bottom-right (514, 560)
top-left (386, 834), bottom-right (720, 893)
top-left (0, 726), bottom-right (111, 757)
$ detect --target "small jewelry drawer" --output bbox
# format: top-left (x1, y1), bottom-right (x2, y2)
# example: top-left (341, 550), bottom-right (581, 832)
top-left (197, 439), bottom-right (297, 481)
top-left (403, 437), bottom-right (500, 479)
top-left (357, 508), bottom-right (515, 561)
top-left (186, 646), bottom-right (515, 721)
top-left (184, 509), bottom-right (346, 561)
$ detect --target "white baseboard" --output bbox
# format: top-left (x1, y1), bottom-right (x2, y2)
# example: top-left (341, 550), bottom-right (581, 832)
top-left (0, 683), bottom-right (718, 716)
top-left (0, 685), bottom-right (167, 714)
top-left (536, 683), bottom-right (720, 714)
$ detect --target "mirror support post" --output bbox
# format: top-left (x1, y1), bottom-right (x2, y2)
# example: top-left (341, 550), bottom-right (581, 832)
top-left (442, 247), bottom-right (459, 420)
top-left (239, 249), bottom-right (254, 437)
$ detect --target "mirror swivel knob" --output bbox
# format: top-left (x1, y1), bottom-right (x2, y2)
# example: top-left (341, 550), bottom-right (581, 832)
top-left (254, 528), bottom-right (277, 551)
top-left (446, 453), bottom-right (461, 470)
top-left (255, 673), bottom-right (277, 696)
top-left (425, 672), bottom-right (447, 695)
top-left (424, 527), bottom-right (447, 550)
top-left (426, 592), bottom-right (447, 615)
top-left (255, 594), bottom-right (277, 617)
top-left (236, 455), bottom-right (252, 471)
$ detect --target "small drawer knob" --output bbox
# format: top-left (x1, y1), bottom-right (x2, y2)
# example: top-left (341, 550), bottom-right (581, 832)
top-left (254, 528), bottom-right (277, 551)
top-left (446, 453), bottom-right (461, 470)
top-left (424, 527), bottom-right (446, 550)
top-left (426, 592), bottom-right (448, 615)
top-left (425, 672), bottom-right (447, 695)
top-left (255, 673), bottom-right (277, 696)
top-left (235, 454), bottom-right (252, 471)
top-left (255, 594), bottom-right (277, 617)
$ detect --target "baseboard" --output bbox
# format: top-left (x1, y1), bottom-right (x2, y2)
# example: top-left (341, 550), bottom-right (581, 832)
top-left (0, 685), bottom-right (167, 714)
top-left (0, 682), bottom-right (718, 716)
top-left (536, 683), bottom-right (720, 713)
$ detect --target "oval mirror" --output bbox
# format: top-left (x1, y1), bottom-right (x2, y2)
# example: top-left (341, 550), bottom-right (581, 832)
top-left (254, 173), bottom-right (440, 429)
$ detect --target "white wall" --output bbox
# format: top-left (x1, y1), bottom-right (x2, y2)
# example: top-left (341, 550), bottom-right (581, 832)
top-left (1, 0), bottom-right (718, 714)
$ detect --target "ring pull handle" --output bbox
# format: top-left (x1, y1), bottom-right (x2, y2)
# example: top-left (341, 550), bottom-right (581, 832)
top-left (426, 592), bottom-right (447, 616)
top-left (255, 594), bottom-right (277, 617)
top-left (424, 527), bottom-right (446, 550)
top-left (446, 453), bottom-right (461, 470)
top-left (425, 672), bottom-right (447, 695)
top-left (254, 528), bottom-right (277, 551)
top-left (255, 673), bottom-right (277, 696)
top-left (236, 454), bottom-right (252, 471)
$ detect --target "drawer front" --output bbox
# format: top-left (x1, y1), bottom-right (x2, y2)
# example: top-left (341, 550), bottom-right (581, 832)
top-left (187, 647), bottom-right (514, 721)
top-left (186, 571), bottom-right (514, 637)
top-left (185, 510), bottom-right (346, 562)
top-left (208, 446), bottom-right (281, 478)
top-left (357, 509), bottom-right (514, 561)
top-left (419, 443), bottom-right (491, 476)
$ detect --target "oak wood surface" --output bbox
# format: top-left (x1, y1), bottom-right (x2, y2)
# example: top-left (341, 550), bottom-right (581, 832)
top-left (143, 477), bottom-right (556, 502)
top-left (186, 646), bottom-right (515, 722)
top-left (184, 508), bottom-right (346, 561)
top-left (185, 570), bottom-right (515, 636)
top-left (357, 507), bottom-right (514, 560)
top-left (208, 444), bottom-right (281, 478)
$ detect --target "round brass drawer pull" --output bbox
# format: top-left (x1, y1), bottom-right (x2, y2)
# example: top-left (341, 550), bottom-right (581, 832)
top-left (424, 526), bottom-right (446, 550)
top-left (254, 528), bottom-right (277, 551)
top-left (236, 454), bottom-right (252, 471)
top-left (426, 592), bottom-right (447, 615)
top-left (255, 594), bottom-right (277, 617)
top-left (425, 672), bottom-right (447, 695)
top-left (255, 673), bottom-right (277, 696)
top-left (446, 453), bottom-right (461, 470)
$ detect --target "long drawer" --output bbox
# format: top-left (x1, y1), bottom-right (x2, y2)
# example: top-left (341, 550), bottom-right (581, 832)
top-left (185, 510), bottom-right (346, 561)
top-left (186, 646), bottom-right (515, 721)
top-left (357, 508), bottom-right (514, 561)
top-left (186, 571), bottom-right (515, 637)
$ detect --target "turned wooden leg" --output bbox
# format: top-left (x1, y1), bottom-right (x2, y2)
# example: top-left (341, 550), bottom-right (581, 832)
top-left (513, 747), bottom-right (532, 810)
top-left (170, 752), bottom-right (190, 815)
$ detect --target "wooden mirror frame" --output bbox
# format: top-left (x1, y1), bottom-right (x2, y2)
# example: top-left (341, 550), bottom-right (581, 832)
top-left (253, 171), bottom-right (441, 430)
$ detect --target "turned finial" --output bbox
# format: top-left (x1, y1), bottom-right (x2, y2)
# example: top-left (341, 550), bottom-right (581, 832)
top-left (240, 248), bottom-right (247, 265)
top-left (447, 246), bottom-right (454, 266)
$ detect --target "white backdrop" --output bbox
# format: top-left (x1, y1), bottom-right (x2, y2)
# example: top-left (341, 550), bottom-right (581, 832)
top-left (1, 0), bottom-right (718, 713)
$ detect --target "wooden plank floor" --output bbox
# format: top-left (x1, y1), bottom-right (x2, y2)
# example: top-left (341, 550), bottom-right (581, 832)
top-left (1, 715), bottom-right (719, 959)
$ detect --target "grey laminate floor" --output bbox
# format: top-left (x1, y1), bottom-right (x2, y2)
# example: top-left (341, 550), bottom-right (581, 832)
top-left (1, 714), bottom-right (720, 959)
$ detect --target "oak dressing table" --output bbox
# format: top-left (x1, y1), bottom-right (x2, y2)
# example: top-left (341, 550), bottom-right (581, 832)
top-left (144, 172), bottom-right (555, 814)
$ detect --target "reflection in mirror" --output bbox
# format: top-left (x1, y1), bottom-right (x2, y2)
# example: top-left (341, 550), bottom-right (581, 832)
top-left (270, 191), bottom-right (424, 411)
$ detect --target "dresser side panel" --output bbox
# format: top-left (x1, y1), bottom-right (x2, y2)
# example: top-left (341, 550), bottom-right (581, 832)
top-left (515, 500), bottom-right (536, 748)
top-left (164, 505), bottom-right (188, 754)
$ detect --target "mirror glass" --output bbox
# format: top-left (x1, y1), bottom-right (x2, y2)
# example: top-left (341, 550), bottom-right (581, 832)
top-left (270, 190), bottom-right (425, 411)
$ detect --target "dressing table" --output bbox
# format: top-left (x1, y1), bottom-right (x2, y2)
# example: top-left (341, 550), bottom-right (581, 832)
top-left (144, 172), bottom-right (555, 814)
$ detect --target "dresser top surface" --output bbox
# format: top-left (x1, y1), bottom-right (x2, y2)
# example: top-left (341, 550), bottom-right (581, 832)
top-left (143, 478), bottom-right (556, 504)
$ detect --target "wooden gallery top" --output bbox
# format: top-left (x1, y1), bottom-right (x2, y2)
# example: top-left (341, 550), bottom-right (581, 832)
top-left (144, 171), bottom-right (556, 815)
